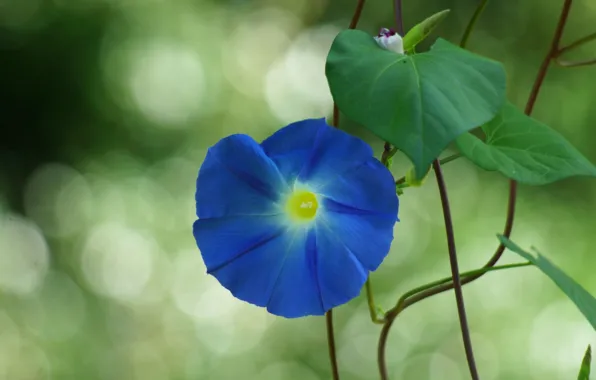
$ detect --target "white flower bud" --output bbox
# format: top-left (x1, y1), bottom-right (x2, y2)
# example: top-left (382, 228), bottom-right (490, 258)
top-left (374, 28), bottom-right (404, 54)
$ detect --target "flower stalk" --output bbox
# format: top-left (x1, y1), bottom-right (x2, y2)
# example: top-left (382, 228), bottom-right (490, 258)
top-left (326, 310), bottom-right (340, 380)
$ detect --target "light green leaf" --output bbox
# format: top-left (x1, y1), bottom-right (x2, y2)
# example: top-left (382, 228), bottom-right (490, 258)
top-left (403, 9), bottom-right (451, 53)
top-left (405, 165), bottom-right (431, 187)
top-left (578, 345), bottom-right (591, 380)
top-left (325, 29), bottom-right (506, 177)
top-left (498, 235), bottom-right (596, 331)
top-left (456, 102), bottom-right (596, 185)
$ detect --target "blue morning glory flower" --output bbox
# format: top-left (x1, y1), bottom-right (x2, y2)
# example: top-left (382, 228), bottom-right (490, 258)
top-left (193, 118), bottom-right (399, 318)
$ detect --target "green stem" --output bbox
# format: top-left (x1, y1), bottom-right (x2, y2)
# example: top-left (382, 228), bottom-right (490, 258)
top-left (555, 57), bottom-right (596, 67)
top-left (381, 143), bottom-right (397, 168)
top-left (440, 152), bottom-right (461, 165)
top-left (371, 260), bottom-right (531, 326)
top-left (365, 277), bottom-right (384, 324)
top-left (378, 261), bottom-right (531, 379)
top-left (460, 0), bottom-right (490, 48)
top-left (368, 143), bottom-right (399, 323)
top-left (556, 31), bottom-right (596, 57)
top-left (394, 261), bottom-right (532, 310)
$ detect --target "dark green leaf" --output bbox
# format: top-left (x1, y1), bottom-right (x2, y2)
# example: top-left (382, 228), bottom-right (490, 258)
top-left (498, 235), bottom-right (596, 331)
top-left (325, 30), bottom-right (506, 177)
top-left (578, 345), bottom-right (591, 380)
top-left (456, 102), bottom-right (596, 185)
top-left (403, 9), bottom-right (451, 53)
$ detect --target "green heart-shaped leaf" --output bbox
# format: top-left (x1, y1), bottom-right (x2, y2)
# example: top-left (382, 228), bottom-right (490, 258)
top-left (456, 102), bottom-right (596, 185)
top-left (325, 29), bottom-right (506, 177)
top-left (498, 235), bottom-right (596, 331)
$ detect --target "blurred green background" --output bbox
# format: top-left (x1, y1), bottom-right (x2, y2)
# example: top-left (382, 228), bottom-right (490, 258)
top-left (1, 0), bottom-right (595, 379)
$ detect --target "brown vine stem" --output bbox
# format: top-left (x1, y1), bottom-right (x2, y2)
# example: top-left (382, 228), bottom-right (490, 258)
top-left (525, 0), bottom-right (573, 116)
top-left (431, 159), bottom-right (479, 379)
top-left (378, 0), bottom-right (575, 377)
top-left (460, 0), bottom-right (490, 49)
top-left (349, 0), bottom-right (367, 29)
top-left (326, 1), bottom-right (367, 379)
top-left (394, 0), bottom-right (404, 35)
top-left (331, 0), bottom-right (366, 129)
top-left (326, 310), bottom-right (340, 380)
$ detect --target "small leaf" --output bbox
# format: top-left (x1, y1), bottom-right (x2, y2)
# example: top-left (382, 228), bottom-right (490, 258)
top-left (403, 9), bottom-right (451, 52)
top-left (578, 345), bottom-right (591, 380)
top-left (498, 235), bottom-right (596, 331)
top-left (325, 30), bottom-right (506, 177)
top-left (456, 101), bottom-right (596, 185)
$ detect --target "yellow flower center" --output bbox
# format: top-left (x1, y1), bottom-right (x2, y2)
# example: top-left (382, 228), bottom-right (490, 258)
top-left (285, 190), bottom-right (318, 222)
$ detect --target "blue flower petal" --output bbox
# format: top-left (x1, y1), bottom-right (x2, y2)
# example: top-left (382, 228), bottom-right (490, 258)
top-left (259, 119), bottom-right (318, 182)
top-left (193, 215), bottom-right (284, 272)
top-left (194, 215), bottom-right (287, 308)
top-left (196, 134), bottom-right (288, 219)
top-left (319, 158), bottom-right (399, 217)
top-left (195, 216), bottom-right (324, 317)
top-left (260, 118), bottom-right (374, 187)
top-left (266, 229), bottom-right (325, 318)
top-left (317, 158), bottom-right (398, 272)
top-left (314, 223), bottom-right (368, 310)
top-left (318, 212), bottom-right (395, 272)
